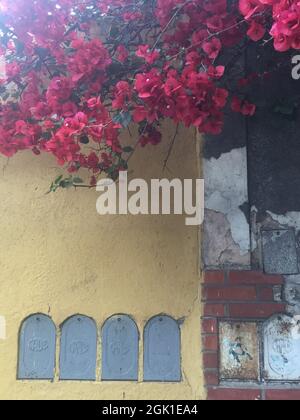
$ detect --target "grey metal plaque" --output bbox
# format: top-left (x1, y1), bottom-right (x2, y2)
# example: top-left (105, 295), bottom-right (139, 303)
top-left (18, 314), bottom-right (56, 380)
top-left (102, 315), bottom-right (139, 381)
top-left (262, 229), bottom-right (299, 275)
top-left (60, 315), bottom-right (97, 381)
top-left (264, 314), bottom-right (300, 380)
top-left (144, 315), bottom-right (181, 382)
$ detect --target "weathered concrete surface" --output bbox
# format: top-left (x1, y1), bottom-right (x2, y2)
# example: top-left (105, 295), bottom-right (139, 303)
top-left (203, 210), bottom-right (250, 268)
top-left (220, 322), bottom-right (259, 381)
top-left (262, 230), bottom-right (299, 275)
top-left (246, 46), bottom-right (300, 273)
top-left (203, 45), bottom-right (300, 273)
top-left (202, 53), bottom-right (250, 270)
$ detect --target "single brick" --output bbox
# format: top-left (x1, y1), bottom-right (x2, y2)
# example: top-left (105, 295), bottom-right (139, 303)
top-left (202, 334), bottom-right (218, 351)
top-left (204, 286), bottom-right (256, 301)
top-left (203, 352), bottom-right (218, 369)
top-left (257, 287), bottom-right (274, 301)
top-left (202, 318), bottom-right (218, 334)
top-left (229, 271), bottom-right (283, 285)
top-left (204, 370), bottom-right (219, 386)
top-left (207, 388), bottom-right (261, 401)
top-left (265, 390), bottom-right (300, 401)
top-left (204, 271), bottom-right (225, 285)
top-left (229, 303), bottom-right (285, 318)
top-left (204, 304), bottom-right (225, 317)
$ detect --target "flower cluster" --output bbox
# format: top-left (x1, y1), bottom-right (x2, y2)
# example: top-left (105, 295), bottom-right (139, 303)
top-left (240, 0), bottom-right (300, 51)
top-left (0, 0), bottom-right (297, 185)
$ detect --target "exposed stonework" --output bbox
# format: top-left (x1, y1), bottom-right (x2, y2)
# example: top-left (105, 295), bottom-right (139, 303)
top-left (202, 270), bottom-right (300, 400)
top-left (201, 49), bottom-right (300, 398)
top-left (261, 229), bottom-right (299, 275)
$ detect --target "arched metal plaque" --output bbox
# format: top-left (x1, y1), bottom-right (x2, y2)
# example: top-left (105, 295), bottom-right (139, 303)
top-left (102, 315), bottom-right (139, 381)
top-left (144, 315), bottom-right (181, 382)
top-left (264, 314), bottom-right (300, 380)
top-left (18, 314), bottom-right (56, 380)
top-left (60, 315), bottom-right (97, 381)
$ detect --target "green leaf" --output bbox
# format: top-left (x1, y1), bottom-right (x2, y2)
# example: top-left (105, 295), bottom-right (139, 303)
top-left (122, 112), bottom-right (132, 127)
top-left (54, 175), bottom-right (63, 185)
top-left (123, 146), bottom-right (134, 153)
top-left (109, 26), bottom-right (120, 38)
top-left (113, 112), bottom-right (132, 128)
top-left (47, 175), bottom-right (84, 193)
top-left (73, 177), bottom-right (83, 184)
top-left (47, 183), bottom-right (54, 194)
top-left (60, 179), bottom-right (73, 189)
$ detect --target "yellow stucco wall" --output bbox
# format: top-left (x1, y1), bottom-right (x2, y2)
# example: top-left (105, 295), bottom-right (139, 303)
top-left (0, 121), bottom-right (204, 400)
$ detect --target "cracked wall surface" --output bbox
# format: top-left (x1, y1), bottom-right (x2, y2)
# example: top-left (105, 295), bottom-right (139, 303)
top-left (203, 117), bottom-right (251, 270)
top-left (203, 49), bottom-right (300, 274)
top-left (202, 44), bottom-right (300, 400)
top-left (246, 45), bottom-right (300, 277)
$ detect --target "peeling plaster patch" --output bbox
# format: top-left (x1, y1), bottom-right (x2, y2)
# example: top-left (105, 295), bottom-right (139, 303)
top-left (203, 210), bottom-right (251, 269)
top-left (266, 211), bottom-right (300, 233)
top-left (227, 209), bottom-right (250, 254)
top-left (205, 190), bottom-right (232, 214)
top-left (203, 147), bottom-right (250, 268)
top-left (285, 274), bottom-right (300, 284)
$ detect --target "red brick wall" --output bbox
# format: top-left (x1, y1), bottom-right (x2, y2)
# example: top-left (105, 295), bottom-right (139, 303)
top-left (202, 270), bottom-right (300, 401)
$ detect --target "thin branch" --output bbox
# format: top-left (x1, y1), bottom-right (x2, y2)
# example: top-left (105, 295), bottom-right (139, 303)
top-left (151, 0), bottom-right (192, 51)
top-left (73, 184), bottom-right (95, 189)
top-left (168, 12), bottom-right (266, 62)
top-left (163, 123), bottom-right (179, 171)
top-left (126, 122), bottom-right (149, 164)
